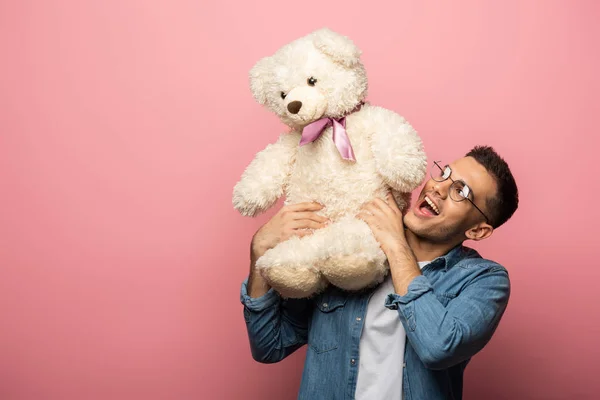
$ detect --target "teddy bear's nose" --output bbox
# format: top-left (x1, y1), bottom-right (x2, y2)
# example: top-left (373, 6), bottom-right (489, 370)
top-left (287, 101), bottom-right (303, 114)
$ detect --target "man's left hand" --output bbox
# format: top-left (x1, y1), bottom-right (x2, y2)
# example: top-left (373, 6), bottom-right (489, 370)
top-left (357, 192), bottom-right (408, 256)
top-left (357, 192), bottom-right (421, 295)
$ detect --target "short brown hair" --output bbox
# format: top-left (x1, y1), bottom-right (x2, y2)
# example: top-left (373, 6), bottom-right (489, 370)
top-left (466, 146), bottom-right (519, 228)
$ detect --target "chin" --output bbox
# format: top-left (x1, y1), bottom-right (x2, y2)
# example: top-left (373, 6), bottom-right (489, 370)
top-left (405, 212), bottom-right (460, 243)
top-left (404, 214), bottom-right (427, 237)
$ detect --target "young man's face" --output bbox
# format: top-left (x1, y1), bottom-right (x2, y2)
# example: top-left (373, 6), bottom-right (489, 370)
top-left (404, 156), bottom-right (497, 243)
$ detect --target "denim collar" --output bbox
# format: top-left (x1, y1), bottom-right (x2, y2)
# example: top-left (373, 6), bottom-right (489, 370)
top-left (427, 244), bottom-right (479, 271)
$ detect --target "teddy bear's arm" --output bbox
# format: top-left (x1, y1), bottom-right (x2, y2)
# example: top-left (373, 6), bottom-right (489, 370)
top-left (233, 133), bottom-right (299, 217)
top-left (369, 107), bottom-right (428, 193)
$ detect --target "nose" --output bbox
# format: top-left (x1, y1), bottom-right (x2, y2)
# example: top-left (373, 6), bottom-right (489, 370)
top-left (430, 179), bottom-right (451, 199)
top-left (287, 101), bottom-right (302, 114)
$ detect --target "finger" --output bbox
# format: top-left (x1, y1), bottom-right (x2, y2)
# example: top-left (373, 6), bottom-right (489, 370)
top-left (292, 230), bottom-right (314, 238)
top-left (357, 212), bottom-right (380, 233)
top-left (291, 211), bottom-right (329, 223)
top-left (283, 229), bottom-right (312, 241)
top-left (373, 197), bottom-right (397, 218)
top-left (363, 202), bottom-right (386, 217)
top-left (386, 192), bottom-right (401, 213)
top-left (286, 202), bottom-right (324, 212)
top-left (357, 211), bottom-right (374, 224)
top-left (290, 219), bottom-right (327, 230)
top-left (372, 197), bottom-right (391, 212)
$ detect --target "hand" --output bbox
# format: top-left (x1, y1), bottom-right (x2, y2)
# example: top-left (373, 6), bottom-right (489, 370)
top-left (357, 192), bottom-right (408, 256)
top-left (252, 202), bottom-right (329, 258)
top-left (357, 193), bottom-right (421, 295)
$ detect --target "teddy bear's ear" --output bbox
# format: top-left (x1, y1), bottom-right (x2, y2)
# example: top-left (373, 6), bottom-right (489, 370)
top-left (312, 28), bottom-right (362, 67)
top-left (249, 56), bottom-right (273, 105)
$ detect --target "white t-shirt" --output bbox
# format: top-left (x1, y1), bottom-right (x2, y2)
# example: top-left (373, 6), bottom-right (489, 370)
top-left (355, 261), bottom-right (430, 400)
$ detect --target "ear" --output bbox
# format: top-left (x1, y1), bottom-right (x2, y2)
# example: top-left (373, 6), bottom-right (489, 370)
top-left (465, 223), bottom-right (494, 241)
top-left (312, 28), bottom-right (362, 67)
top-left (249, 56), bottom-right (273, 105)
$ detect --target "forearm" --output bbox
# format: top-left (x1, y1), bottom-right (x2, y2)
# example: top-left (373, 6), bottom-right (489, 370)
top-left (241, 243), bottom-right (311, 363)
top-left (385, 269), bottom-right (510, 370)
top-left (388, 242), bottom-right (422, 296)
top-left (395, 288), bottom-right (486, 370)
top-left (241, 279), bottom-right (310, 363)
top-left (241, 198), bottom-right (326, 362)
top-left (247, 245), bottom-right (270, 298)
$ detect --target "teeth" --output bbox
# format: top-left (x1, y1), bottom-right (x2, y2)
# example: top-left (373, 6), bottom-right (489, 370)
top-left (425, 196), bottom-right (440, 215)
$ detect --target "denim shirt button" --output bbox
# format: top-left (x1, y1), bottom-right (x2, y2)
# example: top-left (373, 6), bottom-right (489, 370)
top-left (351, 359), bottom-right (356, 365)
top-left (356, 317), bottom-right (361, 321)
top-left (322, 303), bottom-right (328, 308)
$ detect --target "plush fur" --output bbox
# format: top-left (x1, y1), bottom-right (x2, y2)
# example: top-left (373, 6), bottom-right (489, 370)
top-left (233, 28), bottom-right (427, 298)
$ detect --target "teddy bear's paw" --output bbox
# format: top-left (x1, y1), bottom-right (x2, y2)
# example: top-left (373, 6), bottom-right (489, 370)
top-left (258, 263), bottom-right (327, 299)
top-left (319, 254), bottom-right (388, 291)
top-left (232, 194), bottom-right (267, 217)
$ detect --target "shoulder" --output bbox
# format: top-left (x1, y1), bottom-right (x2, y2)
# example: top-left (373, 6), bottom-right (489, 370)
top-left (453, 246), bottom-right (508, 273)
top-left (450, 247), bottom-right (510, 295)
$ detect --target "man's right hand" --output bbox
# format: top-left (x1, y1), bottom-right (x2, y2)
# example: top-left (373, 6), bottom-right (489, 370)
top-left (251, 202), bottom-right (329, 259)
top-left (247, 202), bottom-right (328, 298)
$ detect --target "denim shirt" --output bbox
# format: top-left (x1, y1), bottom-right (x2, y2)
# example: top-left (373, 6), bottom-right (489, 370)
top-left (240, 245), bottom-right (510, 400)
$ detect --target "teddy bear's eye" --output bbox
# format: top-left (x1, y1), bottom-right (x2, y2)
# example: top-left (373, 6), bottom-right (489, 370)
top-left (280, 91), bottom-right (287, 99)
top-left (307, 77), bottom-right (317, 86)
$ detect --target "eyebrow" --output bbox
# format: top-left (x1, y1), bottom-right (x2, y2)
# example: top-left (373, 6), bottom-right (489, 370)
top-left (447, 164), bottom-right (466, 182)
top-left (447, 165), bottom-right (474, 196)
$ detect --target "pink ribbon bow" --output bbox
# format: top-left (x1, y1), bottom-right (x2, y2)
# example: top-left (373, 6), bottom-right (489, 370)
top-left (298, 104), bottom-right (364, 161)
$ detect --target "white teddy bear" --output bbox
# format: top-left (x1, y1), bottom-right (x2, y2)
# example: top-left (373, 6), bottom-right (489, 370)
top-left (234, 28), bottom-right (427, 298)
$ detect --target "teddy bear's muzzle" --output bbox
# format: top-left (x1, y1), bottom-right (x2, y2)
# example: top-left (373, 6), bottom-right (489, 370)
top-left (282, 86), bottom-right (328, 124)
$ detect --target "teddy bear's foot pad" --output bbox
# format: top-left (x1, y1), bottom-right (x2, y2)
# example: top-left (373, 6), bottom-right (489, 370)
top-left (319, 254), bottom-right (387, 291)
top-left (257, 261), bottom-right (327, 299)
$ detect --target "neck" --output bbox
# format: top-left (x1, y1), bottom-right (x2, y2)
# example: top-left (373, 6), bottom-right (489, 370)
top-left (405, 229), bottom-right (463, 262)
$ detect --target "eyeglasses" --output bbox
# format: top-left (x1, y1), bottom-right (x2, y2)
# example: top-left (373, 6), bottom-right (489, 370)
top-left (431, 161), bottom-right (490, 224)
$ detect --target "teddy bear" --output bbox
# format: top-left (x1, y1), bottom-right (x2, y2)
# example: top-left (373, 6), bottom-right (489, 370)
top-left (233, 28), bottom-right (427, 298)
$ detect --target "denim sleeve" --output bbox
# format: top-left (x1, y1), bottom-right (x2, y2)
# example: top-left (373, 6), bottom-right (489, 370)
top-left (240, 277), bottom-right (312, 363)
top-left (385, 268), bottom-right (510, 370)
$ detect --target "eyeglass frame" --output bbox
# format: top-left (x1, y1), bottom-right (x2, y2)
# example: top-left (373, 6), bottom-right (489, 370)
top-left (431, 161), bottom-right (491, 224)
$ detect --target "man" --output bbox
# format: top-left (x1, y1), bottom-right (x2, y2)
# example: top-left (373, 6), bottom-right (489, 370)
top-left (240, 146), bottom-right (519, 399)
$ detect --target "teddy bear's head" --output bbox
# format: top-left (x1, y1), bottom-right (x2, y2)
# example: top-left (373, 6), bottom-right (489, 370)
top-left (249, 28), bottom-right (368, 129)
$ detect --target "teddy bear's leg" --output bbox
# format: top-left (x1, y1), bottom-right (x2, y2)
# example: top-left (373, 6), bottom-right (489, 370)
top-left (256, 234), bottom-right (329, 299)
top-left (318, 216), bottom-right (388, 291)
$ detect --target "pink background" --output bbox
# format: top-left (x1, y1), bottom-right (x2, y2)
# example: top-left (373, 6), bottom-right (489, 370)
top-left (1, 1), bottom-right (598, 399)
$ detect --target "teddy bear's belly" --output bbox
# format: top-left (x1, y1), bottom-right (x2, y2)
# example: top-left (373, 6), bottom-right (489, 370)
top-left (285, 140), bottom-right (387, 220)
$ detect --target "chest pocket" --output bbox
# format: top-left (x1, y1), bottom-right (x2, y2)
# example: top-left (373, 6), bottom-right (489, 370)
top-left (309, 291), bottom-right (348, 354)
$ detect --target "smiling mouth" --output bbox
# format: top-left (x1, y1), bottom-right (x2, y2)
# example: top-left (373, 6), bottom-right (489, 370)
top-left (417, 195), bottom-right (440, 216)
